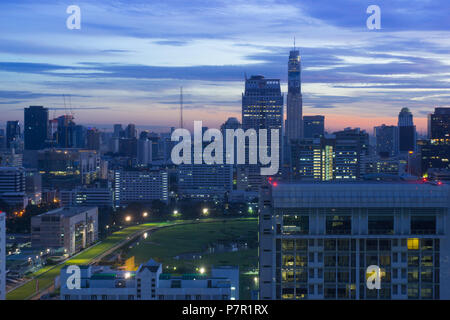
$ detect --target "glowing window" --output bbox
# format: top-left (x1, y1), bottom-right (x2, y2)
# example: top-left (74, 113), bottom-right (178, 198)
top-left (407, 238), bottom-right (419, 250)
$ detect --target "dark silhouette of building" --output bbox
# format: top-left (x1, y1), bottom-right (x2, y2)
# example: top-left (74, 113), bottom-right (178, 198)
top-left (303, 115), bottom-right (325, 138)
top-left (24, 106), bottom-right (48, 150)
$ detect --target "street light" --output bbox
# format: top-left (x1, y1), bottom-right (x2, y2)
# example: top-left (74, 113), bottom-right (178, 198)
top-left (199, 267), bottom-right (205, 274)
top-left (143, 212), bottom-right (148, 218)
top-left (202, 208), bottom-right (209, 215)
top-left (125, 215), bottom-right (132, 222)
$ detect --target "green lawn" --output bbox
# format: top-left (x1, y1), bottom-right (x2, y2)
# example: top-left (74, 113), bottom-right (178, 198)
top-left (124, 218), bottom-right (258, 299)
top-left (6, 221), bottom-right (173, 300)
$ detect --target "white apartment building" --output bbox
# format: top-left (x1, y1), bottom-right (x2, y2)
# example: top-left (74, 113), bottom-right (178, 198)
top-left (259, 182), bottom-right (450, 300)
top-left (0, 211), bottom-right (5, 300)
top-left (60, 260), bottom-right (239, 300)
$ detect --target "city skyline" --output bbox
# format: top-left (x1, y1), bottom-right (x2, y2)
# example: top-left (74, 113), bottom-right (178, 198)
top-left (1, 1), bottom-right (450, 133)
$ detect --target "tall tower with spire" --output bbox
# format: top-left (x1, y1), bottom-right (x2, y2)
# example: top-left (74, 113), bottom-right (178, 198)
top-left (286, 42), bottom-right (303, 141)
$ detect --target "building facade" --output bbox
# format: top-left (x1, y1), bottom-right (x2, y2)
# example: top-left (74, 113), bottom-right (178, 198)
top-left (0, 211), bottom-right (5, 300)
top-left (259, 182), bottom-right (450, 300)
top-left (303, 116), bottom-right (324, 139)
top-left (375, 124), bottom-right (398, 157)
top-left (31, 207), bottom-right (98, 256)
top-left (114, 169), bottom-right (168, 206)
top-left (0, 167), bottom-right (27, 209)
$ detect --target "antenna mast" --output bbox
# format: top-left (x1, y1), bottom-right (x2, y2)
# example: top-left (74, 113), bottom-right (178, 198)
top-left (180, 86), bottom-right (184, 129)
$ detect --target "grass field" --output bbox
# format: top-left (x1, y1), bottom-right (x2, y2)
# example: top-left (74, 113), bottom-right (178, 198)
top-left (123, 218), bottom-right (258, 299)
top-left (6, 221), bottom-right (174, 300)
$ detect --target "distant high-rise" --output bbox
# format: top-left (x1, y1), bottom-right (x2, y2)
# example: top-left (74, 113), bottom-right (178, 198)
top-left (303, 115), bottom-right (324, 138)
top-left (242, 75), bottom-right (283, 133)
top-left (398, 108), bottom-right (416, 153)
top-left (241, 75), bottom-right (283, 189)
top-left (113, 124), bottom-right (123, 138)
top-left (374, 124), bottom-right (398, 157)
top-left (333, 128), bottom-right (370, 180)
top-left (286, 49), bottom-right (303, 141)
top-left (6, 120), bottom-right (20, 149)
top-left (86, 128), bottom-right (101, 151)
top-left (428, 107), bottom-right (450, 141)
top-left (24, 106), bottom-right (48, 150)
top-left (125, 124), bottom-right (136, 139)
top-left (56, 115), bottom-right (76, 148)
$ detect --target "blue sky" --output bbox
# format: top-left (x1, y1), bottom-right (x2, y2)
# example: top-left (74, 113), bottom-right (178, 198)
top-left (0, 0), bottom-right (449, 132)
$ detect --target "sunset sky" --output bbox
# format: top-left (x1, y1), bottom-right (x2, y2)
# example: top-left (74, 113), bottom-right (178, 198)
top-left (0, 0), bottom-right (449, 134)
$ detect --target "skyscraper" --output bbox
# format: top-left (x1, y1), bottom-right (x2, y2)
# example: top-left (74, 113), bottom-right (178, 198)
top-left (242, 75), bottom-right (283, 133)
top-left (428, 107), bottom-right (450, 141)
top-left (24, 106), bottom-right (48, 150)
top-left (241, 75), bottom-right (283, 189)
top-left (333, 128), bottom-right (370, 180)
top-left (286, 49), bottom-right (303, 142)
top-left (6, 120), bottom-right (20, 149)
top-left (303, 115), bottom-right (325, 138)
top-left (398, 108), bottom-right (416, 153)
top-left (374, 124), bottom-right (398, 157)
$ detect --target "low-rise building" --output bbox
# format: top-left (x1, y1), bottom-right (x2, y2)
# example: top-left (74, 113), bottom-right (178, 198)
top-left (60, 259), bottom-right (239, 300)
top-left (31, 207), bottom-right (98, 256)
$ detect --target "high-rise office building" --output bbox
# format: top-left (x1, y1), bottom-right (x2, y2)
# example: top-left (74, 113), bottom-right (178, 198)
top-left (0, 211), bottom-right (5, 300)
top-left (398, 108), bottom-right (416, 153)
top-left (259, 182), bottom-right (450, 300)
top-left (303, 116), bottom-right (325, 139)
top-left (374, 124), bottom-right (398, 157)
top-left (286, 49), bottom-right (303, 141)
top-left (24, 106), bottom-right (48, 150)
top-left (125, 124), bottom-right (137, 139)
top-left (420, 108), bottom-right (450, 176)
top-left (333, 128), bottom-right (370, 180)
top-left (428, 107), bottom-right (450, 141)
top-left (56, 115), bottom-right (76, 148)
top-left (290, 137), bottom-right (334, 181)
top-left (113, 124), bottom-right (123, 138)
top-left (241, 75), bottom-right (283, 189)
top-left (242, 75), bottom-right (283, 134)
top-left (6, 120), bottom-right (20, 149)
top-left (86, 128), bottom-right (101, 151)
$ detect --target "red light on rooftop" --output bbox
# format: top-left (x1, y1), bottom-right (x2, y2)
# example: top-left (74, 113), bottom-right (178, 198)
top-left (437, 181), bottom-right (443, 186)
top-left (273, 182), bottom-right (278, 187)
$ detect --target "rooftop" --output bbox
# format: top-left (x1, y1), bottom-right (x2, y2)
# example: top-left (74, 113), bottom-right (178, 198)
top-left (39, 206), bottom-right (97, 218)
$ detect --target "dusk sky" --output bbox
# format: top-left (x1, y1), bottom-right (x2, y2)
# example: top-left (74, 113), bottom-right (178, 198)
top-left (1, 0), bottom-right (450, 133)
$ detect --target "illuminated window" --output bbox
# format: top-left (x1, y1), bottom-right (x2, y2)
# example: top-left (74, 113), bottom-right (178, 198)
top-left (407, 238), bottom-right (420, 250)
